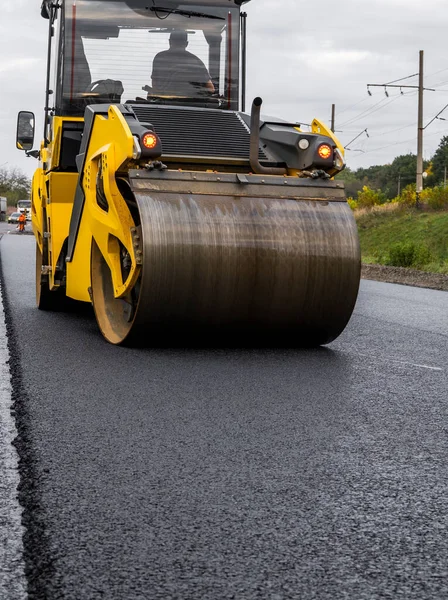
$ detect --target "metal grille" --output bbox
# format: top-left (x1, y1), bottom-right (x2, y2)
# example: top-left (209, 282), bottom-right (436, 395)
top-left (129, 104), bottom-right (268, 161)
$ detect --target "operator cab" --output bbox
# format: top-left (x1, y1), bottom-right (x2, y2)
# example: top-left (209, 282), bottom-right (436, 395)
top-left (48, 0), bottom-right (250, 116)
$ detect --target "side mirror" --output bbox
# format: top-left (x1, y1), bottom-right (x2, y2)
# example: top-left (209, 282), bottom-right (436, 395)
top-left (16, 111), bottom-right (35, 152)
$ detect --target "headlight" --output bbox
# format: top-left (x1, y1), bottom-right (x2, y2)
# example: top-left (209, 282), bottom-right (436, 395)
top-left (298, 138), bottom-right (310, 150)
top-left (132, 136), bottom-right (142, 160)
top-left (333, 148), bottom-right (345, 171)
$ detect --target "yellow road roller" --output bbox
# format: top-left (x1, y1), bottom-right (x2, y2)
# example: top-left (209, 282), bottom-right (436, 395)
top-left (16, 0), bottom-right (360, 345)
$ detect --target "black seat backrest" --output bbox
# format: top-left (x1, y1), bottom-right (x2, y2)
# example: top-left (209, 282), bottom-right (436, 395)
top-left (59, 121), bottom-right (85, 172)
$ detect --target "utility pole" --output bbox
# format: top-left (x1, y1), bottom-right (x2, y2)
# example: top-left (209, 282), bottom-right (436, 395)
top-left (367, 51), bottom-right (434, 208)
top-left (398, 174), bottom-right (401, 196)
top-left (331, 104), bottom-right (336, 132)
top-left (416, 50), bottom-right (424, 208)
top-left (444, 166), bottom-right (447, 187)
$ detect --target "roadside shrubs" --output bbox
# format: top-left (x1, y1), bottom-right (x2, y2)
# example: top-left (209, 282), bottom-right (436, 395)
top-left (421, 185), bottom-right (448, 210)
top-left (349, 180), bottom-right (448, 212)
top-left (356, 186), bottom-right (387, 209)
top-left (392, 184), bottom-right (448, 210)
top-left (386, 242), bottom-right (433, 269)
top-left (393, 184), bottom-right (416, 207)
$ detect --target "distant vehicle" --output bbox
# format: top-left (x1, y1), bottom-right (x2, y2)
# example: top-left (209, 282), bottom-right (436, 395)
top-left (17, 199), bottom-right (31, 220)
top-left (0, 197), bottom-right (6, 222)
top-left (8, 212), bottom-right (22, 224)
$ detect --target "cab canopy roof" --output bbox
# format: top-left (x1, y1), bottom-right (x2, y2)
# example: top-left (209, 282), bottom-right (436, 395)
top-left (41, 0), bottom-right (251, 18)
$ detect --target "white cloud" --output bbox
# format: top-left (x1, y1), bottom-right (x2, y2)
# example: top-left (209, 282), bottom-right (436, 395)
top-left (0, 57), bottom-right (42, 74)
top-left (299, 50), bottom-right (372, 73)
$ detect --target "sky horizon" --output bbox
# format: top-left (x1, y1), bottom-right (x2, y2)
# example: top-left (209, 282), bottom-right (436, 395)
top-left (1, 0), bottom-right (447, 178)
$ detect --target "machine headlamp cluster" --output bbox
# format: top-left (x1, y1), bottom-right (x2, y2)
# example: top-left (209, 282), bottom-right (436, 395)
top-left (296, 136), bottom-right (344, 172)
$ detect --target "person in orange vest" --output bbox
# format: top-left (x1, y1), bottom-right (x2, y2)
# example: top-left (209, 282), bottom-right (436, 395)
top-left (18, 212), bottom-right (26, 232)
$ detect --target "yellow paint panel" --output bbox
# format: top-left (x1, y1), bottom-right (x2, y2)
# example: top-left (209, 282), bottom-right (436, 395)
top-left (47, 173), bottom-right (78, 289)
top-left (71, 105), bottom-right (139, 300)
top-left (31, 168), bottom-right (45, 250)
top-left (66, 223), bottom-right (92, 302)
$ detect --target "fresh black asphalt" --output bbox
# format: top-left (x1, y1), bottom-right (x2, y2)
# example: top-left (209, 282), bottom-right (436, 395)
top-left (1, 232), bottom-right (448, 599)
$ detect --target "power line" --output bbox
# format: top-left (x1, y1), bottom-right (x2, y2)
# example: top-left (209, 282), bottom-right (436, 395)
top-left (345, 128), bottom-right (369, 148)
top-left (339, 90), bottom-right (417, 128)
top-left (429, 78), bottom-right (448, 89)
top-left (338, 96), bottom-right (392, 127)
top-left (337, 96), bottom-right (371, 117)
top-left (426, 66), bottom-right (448, 78)
top-left (342, 77), bottom-right (432, 113)
top-left (424, 103), bottom-right (448, 129)
top-left (348, 127), bottom-right (448, 157)
top-left (383, 73), bottom-right (418, 85)
top-left (365, 122), bottom-right (417, 140)
top-left (340, 93), bottom-right (414, 129)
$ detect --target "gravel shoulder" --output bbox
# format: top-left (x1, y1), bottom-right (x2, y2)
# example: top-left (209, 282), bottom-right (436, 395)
top-left (362, 264), bottom-right (448, 292)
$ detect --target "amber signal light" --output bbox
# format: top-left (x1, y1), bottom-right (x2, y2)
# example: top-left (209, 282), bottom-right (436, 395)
top-left (318, 144), bottom-right (332, 160)
top-left (142, 132), bottom-right (158, 149)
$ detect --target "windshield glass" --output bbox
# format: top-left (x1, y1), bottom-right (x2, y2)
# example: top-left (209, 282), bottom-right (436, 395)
top-left (17, 200), bottom-right (31, 209)
top-left (58, 0), bottom-right (240, 115)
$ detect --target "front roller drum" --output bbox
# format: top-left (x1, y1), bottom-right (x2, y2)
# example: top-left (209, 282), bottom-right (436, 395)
top-left (91, 194), bottom-right (360, 346)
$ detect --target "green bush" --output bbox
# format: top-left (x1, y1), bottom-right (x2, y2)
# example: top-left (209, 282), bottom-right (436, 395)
top-left (394, 184), bottom-right (448, 210)
top-left (413, 244), bottom-right (433, 267)
top-left (423, 186), bottom-right (448, 210)
top-left (347, 197), bottom-right (358, 211)
top-left (386, 242), bottom-right (433, 268)
top-left (356, 186), bottom-right (387, 209)
top-left (394, 184), bottom-right (416, 206)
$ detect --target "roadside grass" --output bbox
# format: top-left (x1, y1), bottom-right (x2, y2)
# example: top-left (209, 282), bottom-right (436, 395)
top-left (355, 206), bottom-right (448, 274)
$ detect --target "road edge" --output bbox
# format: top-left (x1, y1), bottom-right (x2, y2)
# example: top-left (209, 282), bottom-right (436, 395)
top-left (362, 264), bottom-right (448, 292)
top-left (0, 236), bottom-right (56, 600)
top-left (0, 235), bottom-right (27, 599)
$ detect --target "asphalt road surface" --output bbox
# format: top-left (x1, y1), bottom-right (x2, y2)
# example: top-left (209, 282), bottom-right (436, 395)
top-left (1, 231), bottom-right (448, 599)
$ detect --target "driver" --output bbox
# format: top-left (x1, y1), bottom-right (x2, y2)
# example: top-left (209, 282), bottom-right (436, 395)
top-left (152, 31), bottom-right (215, 97)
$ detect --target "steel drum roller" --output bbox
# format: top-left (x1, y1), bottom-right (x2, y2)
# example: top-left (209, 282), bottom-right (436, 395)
top-left (91, 186), bottom-right (360, 346)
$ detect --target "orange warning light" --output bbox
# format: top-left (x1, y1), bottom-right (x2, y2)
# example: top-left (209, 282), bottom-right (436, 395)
top-left (317, 144), bottom-right (332, 160)
top-left (142, 133), bottom-right (158, 149)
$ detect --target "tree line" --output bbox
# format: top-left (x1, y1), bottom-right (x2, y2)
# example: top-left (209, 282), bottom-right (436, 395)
top-left (0, 167), bottom-right (31, 206)
top-left (338, 135), bottom-right (448, 200)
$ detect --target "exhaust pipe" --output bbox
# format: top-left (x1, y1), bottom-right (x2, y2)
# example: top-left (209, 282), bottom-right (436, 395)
top-left (250, 97), bottom-right (286, 176)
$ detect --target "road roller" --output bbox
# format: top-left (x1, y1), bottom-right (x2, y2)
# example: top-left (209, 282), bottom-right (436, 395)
top-left (16, 0), bottom-right (360, 345)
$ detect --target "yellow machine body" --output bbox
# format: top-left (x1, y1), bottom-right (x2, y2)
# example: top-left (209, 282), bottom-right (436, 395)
top-left (32, 108), bottom-right (141, 303)
top-left (32, 117), bottom-right (82, 295)
top-left (23, 0), bottom-right (360, 346)
top-left (29, 104), bottom-right (360, 346)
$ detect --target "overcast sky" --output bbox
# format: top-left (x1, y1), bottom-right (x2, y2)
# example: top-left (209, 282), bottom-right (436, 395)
top-left (1, 0), bottom-right (448, 177)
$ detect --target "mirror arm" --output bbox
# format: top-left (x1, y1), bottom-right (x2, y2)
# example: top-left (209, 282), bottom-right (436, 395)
top-left (25, 150), bottom-right (40, 159)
